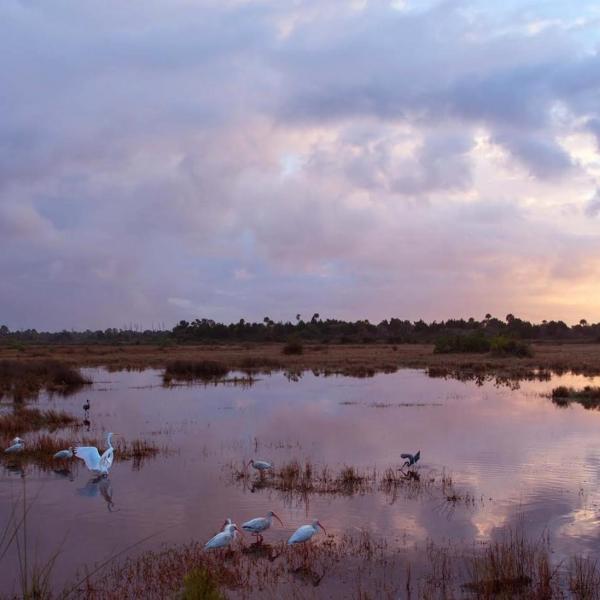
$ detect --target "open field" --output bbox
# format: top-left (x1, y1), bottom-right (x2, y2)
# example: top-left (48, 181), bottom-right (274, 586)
top-left (2, 342), bottom-right (600, 377)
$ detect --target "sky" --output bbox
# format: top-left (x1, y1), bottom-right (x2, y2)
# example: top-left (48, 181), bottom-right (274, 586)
top-left (1, 0), bottom-right (600, 330)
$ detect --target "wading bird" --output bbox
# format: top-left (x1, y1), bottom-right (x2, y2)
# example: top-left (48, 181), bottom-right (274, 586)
top-left (242, 511), bottom-right (284, 543)
top-left (74, 432), bottom-right (119, 475)
top-left (401, 450), bottom-right (420, 469)
top-left (204, 523), bottom-right (241, 550)
top-left (83, 399), bottom-right (90, 412)
top-left (54, 447), bottom-right (74, 460)
top-left (288, 520), bottom-right (327, 545)
top-left (247, 459), bottom-right (273, 476)
top-left (4, 437), bottom-right (25, 454)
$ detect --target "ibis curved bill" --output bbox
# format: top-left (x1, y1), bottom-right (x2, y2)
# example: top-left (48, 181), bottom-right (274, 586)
top-left (288, 519), bottom-right (326, 545)
top-left (242, 511), bottom-right (283, 542)
top-left (205, 524), bottom-right (240, 550)
top-left (247, 459), bottom-right (273, 472)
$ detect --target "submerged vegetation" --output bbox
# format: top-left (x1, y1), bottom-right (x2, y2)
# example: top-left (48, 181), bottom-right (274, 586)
top-left (0, 407), bottom-right (78, 435)
top-left (163, 359), bottom-right (229, 383)
top-left (0, 433), bottom-right (165, 470)
top-left (229, 460), bottom-right (473, 508)
top-left (0, 359), bottom-right (91, 400)
top-left (551, 386), bottom-right (600, 409)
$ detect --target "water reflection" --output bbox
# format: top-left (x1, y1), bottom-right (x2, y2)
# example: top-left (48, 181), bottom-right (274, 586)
top-left (2, 367), bottom-right (600, 593)
top-left (77, 475), bottom-right (116, 512)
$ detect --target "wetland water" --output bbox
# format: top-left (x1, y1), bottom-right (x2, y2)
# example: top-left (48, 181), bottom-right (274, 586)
top-left (2, 367), bottom-right (600, 595)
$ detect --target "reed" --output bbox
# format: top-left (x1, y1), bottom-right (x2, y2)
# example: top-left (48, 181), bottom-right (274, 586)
top-left (0, 407), bottom-right (78, 435)
top-left (0, 359), bottom-right (91, 401)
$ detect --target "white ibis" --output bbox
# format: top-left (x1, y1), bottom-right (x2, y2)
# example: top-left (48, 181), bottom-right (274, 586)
top-left (54, 447), bottom-right (74, 459)
top-left (247, 459), bottom-right (273, 478)
top-left (75, 432), bottom-right (119, 475)
top-left (242, 511), bottom-right (284, 543)
top-left (4, 437), bottom-right (25, 454)
top-left (204, 523), bottom-right (240, 550)
top-left (401, 450), bottom-right (421, 469)
top-left (288, 519), bottom-right (327, 545)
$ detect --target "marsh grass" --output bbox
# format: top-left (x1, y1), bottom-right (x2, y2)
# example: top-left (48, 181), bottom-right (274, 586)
top-left (0, 359), bottom-right (91, 401)
top-left (0, 434), bottom-right (166, 471)
top-left (462, 529), bottom-right (558, 599)
top-left (0, 407), bottom-right (78, 435)
top-left (163, 360), bottom-right (230, 383)
top-left (551, 386), bottom-right (600, 409)
top-left (71, 525), bottom-right (600, 599)
top-left (229, 461), bottom-right (473, 509)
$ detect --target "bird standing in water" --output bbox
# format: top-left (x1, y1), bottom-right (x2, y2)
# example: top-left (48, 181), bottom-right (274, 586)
top-left (247, 459), bottom-right (273, 478)
top-left (205, 524), bottom-right (241, 550)
top-left (4, 437), bottom-right (25, 454)
top-left (54, 447), bottom-right (74, 460)
top-left (75, 432), bottom-right (119, 475)
top-left (288, 520), bottom-right (327, 545)
top-left (242, 511), bottom-right (284, 544)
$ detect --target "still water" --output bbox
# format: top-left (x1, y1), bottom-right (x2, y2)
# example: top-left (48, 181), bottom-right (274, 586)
top-left (1, 368), bottom-right (600, 593)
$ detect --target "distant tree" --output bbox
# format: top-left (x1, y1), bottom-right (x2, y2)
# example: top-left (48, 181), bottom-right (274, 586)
top-left (296, 314), bottom-right (301, 322)
top-left (580, 319), bottom-right (588, 326)
top-left (484, 313), bottom-right (492, 321)
top-left (0, 325), bottom-right (9, 336)
top-left (311, 313), bottom-right (320, 323)
top-left (506, 313), bottom-right (515, 324)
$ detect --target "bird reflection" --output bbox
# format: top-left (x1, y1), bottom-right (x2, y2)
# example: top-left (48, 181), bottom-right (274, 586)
top-left (83, 417), bottom-right (91, 432)
top-left (53, 467), bottom-right (75, 481)
top-left (77, 475), bottom-right (117, 512)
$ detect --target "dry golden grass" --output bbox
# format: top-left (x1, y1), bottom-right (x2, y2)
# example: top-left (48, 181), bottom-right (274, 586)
top-left (2, 342), bottom-right (600, 379)
top-left (0, 358), bottom-right (91, 400)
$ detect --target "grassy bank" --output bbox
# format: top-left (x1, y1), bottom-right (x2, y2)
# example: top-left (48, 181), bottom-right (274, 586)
top-left (2, 343), bottom-right (600, 380)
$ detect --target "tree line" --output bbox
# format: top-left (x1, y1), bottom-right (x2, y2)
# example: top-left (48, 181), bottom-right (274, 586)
top-left (0, 313), bottom-right (599, 345)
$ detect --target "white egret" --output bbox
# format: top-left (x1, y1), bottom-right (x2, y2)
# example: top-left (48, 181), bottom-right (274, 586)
top-left (242, 511), bottom-right (283, 543)
top-left (74, 432), bottom-right (119, 475)
top-left (4, 437), bottom-right (25, 454)
top-left (247, 459), bottom-right (273, 474)
top-left (288, 520), bottom-right (327, 545)
top-left (204, 524), bottom-right (241, 550)
top-left (54, 447), bottom-right (74, 460)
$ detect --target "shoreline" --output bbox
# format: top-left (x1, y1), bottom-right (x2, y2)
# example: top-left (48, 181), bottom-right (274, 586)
top-left (2, 342), bottom-right (600, 377)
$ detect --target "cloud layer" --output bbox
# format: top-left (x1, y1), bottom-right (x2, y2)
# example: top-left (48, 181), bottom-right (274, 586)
top-left (1, 0), bottom-right (600, 329)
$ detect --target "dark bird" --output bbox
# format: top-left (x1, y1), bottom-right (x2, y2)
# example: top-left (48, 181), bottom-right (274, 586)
top-left (83, 399), bottom-right (90, 412)
top-left (401, 450), bottom-right (420, 469)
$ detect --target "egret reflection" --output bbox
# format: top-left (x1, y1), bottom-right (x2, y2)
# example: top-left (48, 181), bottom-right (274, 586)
top-left (77, 475), bottom-right (116, 512)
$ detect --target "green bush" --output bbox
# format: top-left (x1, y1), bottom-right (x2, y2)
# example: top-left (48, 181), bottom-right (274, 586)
top-left (282, 339), bottom-right (304, 355)
top-left (180, 567), bottom-right (225, 600)
top-left (489, 335), bottom-right (533, 358)
top-left (433, 333), bottom-right (491, 354)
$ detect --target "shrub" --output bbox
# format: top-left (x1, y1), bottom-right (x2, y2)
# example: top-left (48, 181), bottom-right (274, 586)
top-left (180, 567), bottom-right (225, 600)
top-left (489, 335), bottom-right (533, 358)
top-left (433, 333), bottom-right (490, 354)
top-left (282, 339), bottom-right (304, 355)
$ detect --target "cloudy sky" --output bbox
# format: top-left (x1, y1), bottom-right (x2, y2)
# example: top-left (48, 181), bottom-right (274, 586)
top-left (2, 0), bottom-right (600, 330)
